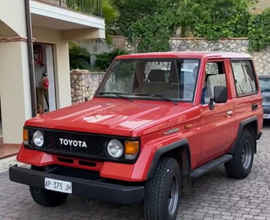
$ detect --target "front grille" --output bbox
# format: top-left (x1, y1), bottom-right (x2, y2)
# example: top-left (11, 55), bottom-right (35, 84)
top-left (45, 130), bottom-right (108, 159)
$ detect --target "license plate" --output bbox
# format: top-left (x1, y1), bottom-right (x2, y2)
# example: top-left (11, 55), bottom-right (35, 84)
top-left (44, 178), bottom-right (72, 194)
top-left (264, 114), bottom-right (270, 119)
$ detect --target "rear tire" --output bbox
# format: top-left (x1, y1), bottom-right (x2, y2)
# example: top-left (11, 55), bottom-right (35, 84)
top-left (30, 186), bottom-right (68, 207)
top-left (225, 130), bottom-right (254, 179)
top-left (143, 157), bottom-right (181, 220)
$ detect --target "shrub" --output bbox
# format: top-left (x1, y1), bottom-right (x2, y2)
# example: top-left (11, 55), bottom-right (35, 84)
top-left (95, 48), bottom-right (128, 71)
top-left (69, 42), bottom-right (91, 70)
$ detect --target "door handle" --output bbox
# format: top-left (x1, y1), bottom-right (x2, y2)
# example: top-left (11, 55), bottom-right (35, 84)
top-left (252, 104), bottom-right (258, 111)
top-left (226, 110), bottom-right (232, 117)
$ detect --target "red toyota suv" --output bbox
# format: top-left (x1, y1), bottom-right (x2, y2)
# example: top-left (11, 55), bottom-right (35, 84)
top-left (9, 52), bottom-right (263, 220)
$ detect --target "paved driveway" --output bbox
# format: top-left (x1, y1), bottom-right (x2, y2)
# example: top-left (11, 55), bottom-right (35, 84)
top-left (1, 124), bottom-right (270, 220)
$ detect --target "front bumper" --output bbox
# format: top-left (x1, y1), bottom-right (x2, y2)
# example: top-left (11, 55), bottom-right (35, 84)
top-left (9, 165), bottom-right (144, 205)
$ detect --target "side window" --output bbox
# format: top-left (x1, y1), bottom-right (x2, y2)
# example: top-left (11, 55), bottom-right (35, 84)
top-left (204, 62), bottom-right (227, 104)
top-left (231, 60), bottom-right (257, 96)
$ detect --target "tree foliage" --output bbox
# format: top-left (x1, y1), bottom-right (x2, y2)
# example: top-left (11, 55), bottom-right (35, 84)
top-left (68, 0), bottom-right (270, 52)
top-left (248, 8), bottom-right (270, 51)
top-left (176, 0), bottom-right (255, 40)
top-left (111, 0), bottom-right (170, 36)
top-left (128, 12), bottom-right (174, 52)
top-left (111, 0), bottom-right (177, 52)
top-left (110, 0), bottom-right (267, 52)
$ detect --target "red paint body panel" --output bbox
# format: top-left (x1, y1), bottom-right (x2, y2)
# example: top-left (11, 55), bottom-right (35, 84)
top-left (25, 99), bottom-right (192, 137)
top-left (199, 59), bottom-right (236, 165)
top-left (17, 52), bottom-right (263, 182)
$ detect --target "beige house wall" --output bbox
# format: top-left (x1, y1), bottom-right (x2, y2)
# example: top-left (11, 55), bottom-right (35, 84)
top-left (0, 1), bottom-right (30, 144)
top-left (54, 41), bottom-right (71, 108)
top-left (0, 41), bottom-right (32, 143)
top-left (33, 27), bottom-right (62, 44)
top-left (0, 0), bottom-right (27, 38)
top-left (62, 28), bottom-right (105, 41)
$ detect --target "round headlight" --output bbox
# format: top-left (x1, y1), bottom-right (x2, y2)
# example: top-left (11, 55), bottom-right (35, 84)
top-left (33, 130), bottom-right (44, 147)
top-left (107, 139), bottom-right (124, 158)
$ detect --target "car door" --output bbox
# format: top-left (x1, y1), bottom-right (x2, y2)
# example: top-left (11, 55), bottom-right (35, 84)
top-left (231, 59), bottom-right (263, 137)
top-left (199, 59), bottom-right (236, 165)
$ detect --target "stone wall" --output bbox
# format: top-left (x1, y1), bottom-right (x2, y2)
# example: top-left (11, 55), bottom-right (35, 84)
top-left (112, 36), bottom-right (270, 75)
top-left (112, 36), bottom-right (137, 53)
top-left (70, 70), bottom-right (105, 105)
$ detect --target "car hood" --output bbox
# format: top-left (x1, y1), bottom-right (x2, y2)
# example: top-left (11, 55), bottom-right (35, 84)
top-left (25, 99), bottom-right (194, 136)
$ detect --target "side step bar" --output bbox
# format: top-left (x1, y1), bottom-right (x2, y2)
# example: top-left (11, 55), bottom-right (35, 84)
top-left (191, 154), bottom-right (233, 178)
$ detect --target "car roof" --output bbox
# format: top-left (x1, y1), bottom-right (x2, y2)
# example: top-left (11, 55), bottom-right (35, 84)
top-left (116, 51), bottom-right (252, 60)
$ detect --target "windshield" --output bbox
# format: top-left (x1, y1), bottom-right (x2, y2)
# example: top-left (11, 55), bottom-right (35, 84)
top-left (259, 78), bottom-right (270, 91)
top-left (96, 59), bottom-right (200, 102)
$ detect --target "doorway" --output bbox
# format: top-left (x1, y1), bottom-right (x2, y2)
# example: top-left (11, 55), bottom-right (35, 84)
top-left (34, 43), bottom-right (57, 114)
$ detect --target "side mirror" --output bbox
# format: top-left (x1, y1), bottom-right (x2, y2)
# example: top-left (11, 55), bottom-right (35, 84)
top-left (209, 86), bottom-right (228, 110)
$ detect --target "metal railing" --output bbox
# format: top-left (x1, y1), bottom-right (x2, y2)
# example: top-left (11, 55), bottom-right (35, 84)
top-left (36, 0), bottom-right (103, 17)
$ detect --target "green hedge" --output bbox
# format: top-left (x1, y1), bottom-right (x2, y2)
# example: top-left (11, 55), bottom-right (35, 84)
top-left (95, 48), bottom-right (128, 71)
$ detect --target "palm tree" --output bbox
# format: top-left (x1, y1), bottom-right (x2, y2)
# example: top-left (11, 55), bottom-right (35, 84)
top-left (102, 0), bottom-right (119, 43)
top-left (69, 42), bottom-right (91, 70)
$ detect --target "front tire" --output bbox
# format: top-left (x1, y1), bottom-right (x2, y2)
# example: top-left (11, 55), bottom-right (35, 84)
top-left (30, 186), bottom-right (68, 207)
top-left (225, 130), bottom-right (254, 179)
top-left (143, 157), bottom-right (181, 220)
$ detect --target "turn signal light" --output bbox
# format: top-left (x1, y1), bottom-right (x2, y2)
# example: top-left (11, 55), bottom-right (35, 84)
top-left (23, 129), bottom-right (29, 145)
top-left (125, 141), bottom-right (139, 159)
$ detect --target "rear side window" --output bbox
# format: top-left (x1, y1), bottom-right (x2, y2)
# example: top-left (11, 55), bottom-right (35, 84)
top-left (231, 60), bottom-right (257, 96)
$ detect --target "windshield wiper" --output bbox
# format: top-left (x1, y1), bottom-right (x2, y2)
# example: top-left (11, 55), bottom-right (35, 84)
top-left (261, 89), bottom-right (270, 93)
top-left (97, 92), bottom-right (133, 102)
top-left (134, 93), bottom-right (178, 105)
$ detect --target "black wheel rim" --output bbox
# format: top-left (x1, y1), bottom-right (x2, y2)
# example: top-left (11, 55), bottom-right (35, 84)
top-left (168, 173), bottom-right (179, 216)
top-left (242, 140), bottom-right (252, 170)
